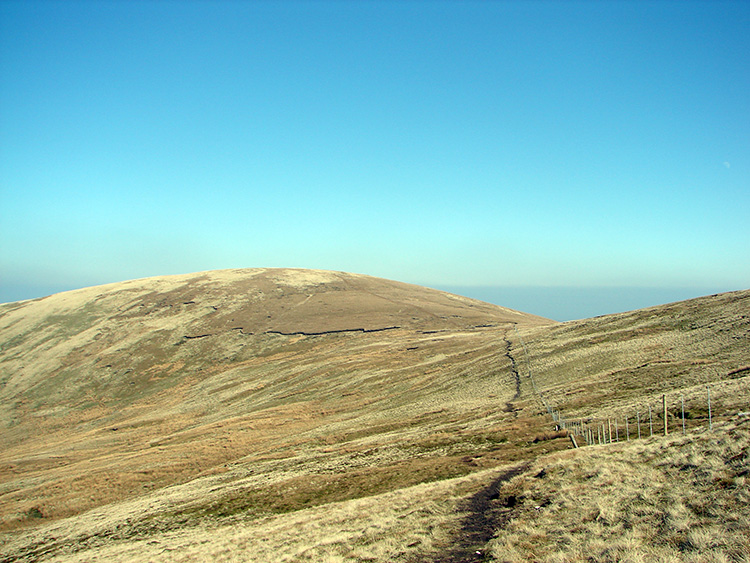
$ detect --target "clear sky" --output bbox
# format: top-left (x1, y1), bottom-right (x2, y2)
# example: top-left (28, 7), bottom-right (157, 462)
top-left (1, 1), bottom-right (748, 319)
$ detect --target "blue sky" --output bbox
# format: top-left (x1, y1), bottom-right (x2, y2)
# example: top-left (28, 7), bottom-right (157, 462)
top-left (1, 1), bottom-right (748, 319)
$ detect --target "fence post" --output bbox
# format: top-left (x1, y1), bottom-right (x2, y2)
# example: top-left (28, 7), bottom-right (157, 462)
top-left (649, 404), bottom-right (653, 437)
top-left (707, 385), bottom-right (712, 431)
top-left (681, 393), bottom-right (685, 435)
top-left (625, 417), bottom-right (630, 441)
top-left (637, 410), bottom-right (641, 439)
top-left (615, 419), bottom-right (619, 442)
top-left (663, 394), bottom-right (668, 436)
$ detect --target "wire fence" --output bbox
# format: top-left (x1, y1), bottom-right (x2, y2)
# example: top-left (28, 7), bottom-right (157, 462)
top-left (511, 325), bottom-right (748, 448)
top-left (556, 388), bottom-right (721, 447)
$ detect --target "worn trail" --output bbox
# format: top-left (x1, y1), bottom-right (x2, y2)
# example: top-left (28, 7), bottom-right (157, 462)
top-left (415, 462), bottom-right (531, 563)
top-left (503, 332), bottom-right (522, 402)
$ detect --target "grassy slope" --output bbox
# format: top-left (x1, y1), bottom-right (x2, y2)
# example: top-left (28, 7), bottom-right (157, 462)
top-left (0, 270), bottom-right (560, 560)
top-left (487, 418), bottom-right (750, 563)
top-left (0, 278), bottom-right (748, 562)
top-left (513, 289), bottom-right (750, 434)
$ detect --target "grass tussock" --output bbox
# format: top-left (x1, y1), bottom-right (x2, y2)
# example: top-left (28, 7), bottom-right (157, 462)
top-left (486, 419), bottom-right (750, 563)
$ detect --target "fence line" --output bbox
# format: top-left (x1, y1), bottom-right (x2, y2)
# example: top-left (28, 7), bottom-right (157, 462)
top-left (512, 325), bottom-right (556, 422)
top-left (552, 384), bottom-right (741, 447)
top-left (507, 325), bottom-right (746, 447)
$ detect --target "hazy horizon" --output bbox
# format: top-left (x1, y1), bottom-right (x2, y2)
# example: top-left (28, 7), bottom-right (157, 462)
top-left (0, 274), bottom-right (741, 323)
top-left (1, 1), bottom-right (748, 312)
top-left (437, 285), bottom-right (741, 322)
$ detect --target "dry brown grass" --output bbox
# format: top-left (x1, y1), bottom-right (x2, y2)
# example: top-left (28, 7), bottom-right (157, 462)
top-left (0, 462), bottom-right (517, 562)
top-left (486, 418), bottom-right (750, 563)
top-left (6, 421), bottom-right (746, 563)
top-left (0, 324), bottom-right (564, 534)
top-left (0, 273), bottom-right (747, 562)
top-left (510, 289), bottom-right (750, 430)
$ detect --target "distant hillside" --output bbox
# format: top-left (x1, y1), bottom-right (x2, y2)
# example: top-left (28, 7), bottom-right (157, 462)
top-left (0, 268), bottom-right (550, 427)
top-left (0, 273), bottom-right (747, 562)
top-left (0, 269), bottom-right (551, 529)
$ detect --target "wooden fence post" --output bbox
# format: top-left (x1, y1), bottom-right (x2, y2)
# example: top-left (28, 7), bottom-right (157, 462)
top-left (569, 433), bottom-right (579, 448)
top-left (637, 410), bottom-right (641, 439)
top-left (681, 393), bottom-right (685, 435)
top-left (649, 404), bottom-right (653, 437)
top-left (615, 419), bottom-right (619, 442)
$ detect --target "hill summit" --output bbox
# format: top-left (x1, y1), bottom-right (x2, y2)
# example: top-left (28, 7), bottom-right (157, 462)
top-left (2, 267), bottom-right (550, 335)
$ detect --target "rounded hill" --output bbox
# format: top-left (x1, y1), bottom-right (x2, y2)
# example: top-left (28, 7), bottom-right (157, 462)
top-left (1, 268), bottom-right (551, 339)
top-left (0, 268), bottom-right (553, 533)
top-left (0, 267), bottom-right (552, 438)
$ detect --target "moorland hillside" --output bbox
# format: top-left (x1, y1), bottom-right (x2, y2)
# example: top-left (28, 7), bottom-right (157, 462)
top-left (0, 270), bottom-right (747, 562)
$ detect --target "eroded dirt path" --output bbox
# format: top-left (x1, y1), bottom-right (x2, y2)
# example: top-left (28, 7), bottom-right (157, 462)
top-left (413, 462), bottom-right (531, 563)
top-left (503, 330), bottom-right (522, 404)
top-left (411, 332), bottom-right (530, 562)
